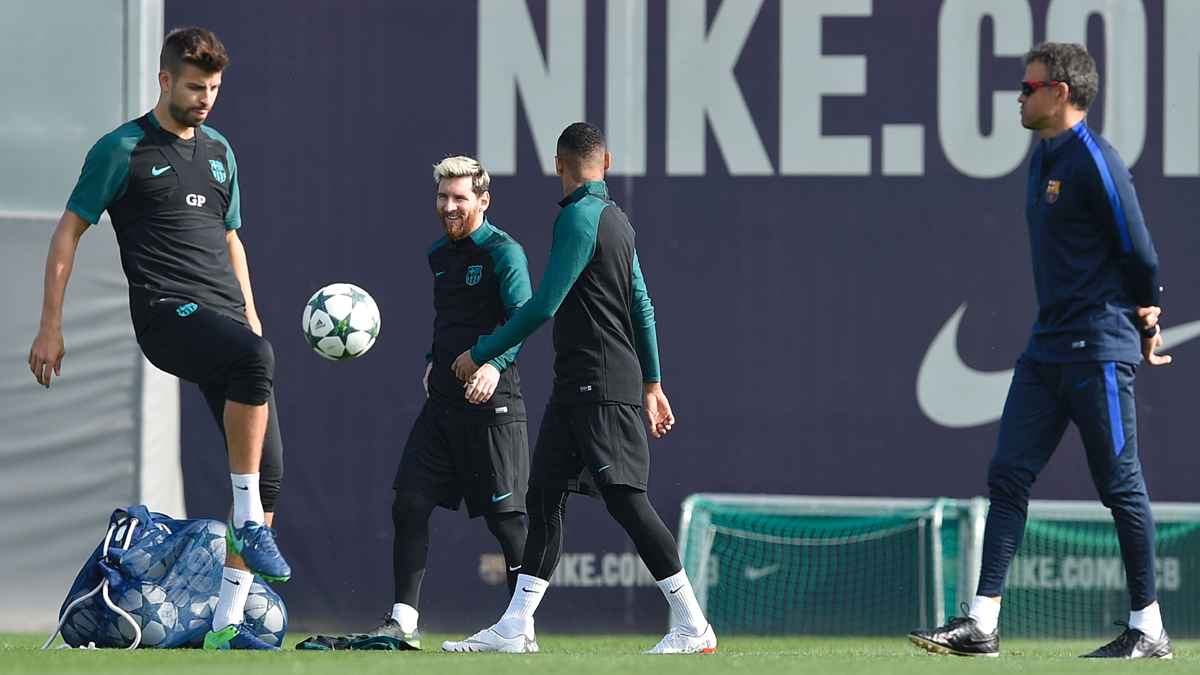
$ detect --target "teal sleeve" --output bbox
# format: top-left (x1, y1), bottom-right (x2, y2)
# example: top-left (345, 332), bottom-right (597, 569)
top-left (65, 126), bottom-right (140, 224)
top-left (485, 243), bottom-right (534, 373)
top-left (631, 252), bottom-right (660, 382)
top-left (203, 127), bottom-right (241, 230)
top-left (471, 209), bottom-right (597, 364)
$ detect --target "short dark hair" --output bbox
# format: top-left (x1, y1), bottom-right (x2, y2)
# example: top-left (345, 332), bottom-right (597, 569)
top-left (160, 27), bottom-right (229, 77)
top-left (1022, 42), bottom-right (1098, 111)
top-left (556, 122), bottom-right (606, 169)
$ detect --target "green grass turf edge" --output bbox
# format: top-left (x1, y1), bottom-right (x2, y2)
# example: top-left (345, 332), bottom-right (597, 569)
top-left (3, 634), bottom-right (1196, 675)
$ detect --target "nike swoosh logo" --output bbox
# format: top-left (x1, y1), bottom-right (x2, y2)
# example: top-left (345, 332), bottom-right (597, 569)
top-left (235, 485), bottom-right (249, 490)
top-left (522, 587), bottom-right (536, 592)
top-left (227, 526), bottom-right (245, 552)
top-left (435, 271), bottom-right (446, 276)
top-left (492, 492), bottom-right (512, 502)
top-left (670, 586), bottom-right (683, 594)
top-left (508, 565), bottom-right (522, 572)
top-left (598, 465), bottom-right (610, 472)
top-left (1075, 376), bottom-right (1096, 389)
top-left (917, 302), bottom-right (1200, 428)
top-left (744, 564), bottom-right (781, 581)
top-left (151, 165), bottom-right (171, 176)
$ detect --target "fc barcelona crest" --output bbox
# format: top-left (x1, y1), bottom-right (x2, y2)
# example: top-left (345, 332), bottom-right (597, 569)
top-left (466, 265), bottom-right (483, 286)
top-left (478, 554), bottom-right (506, 586)
top-left (209, 159), bottom-right (227, 184)
top-left (1045, 179), bottom-right (1060, 203)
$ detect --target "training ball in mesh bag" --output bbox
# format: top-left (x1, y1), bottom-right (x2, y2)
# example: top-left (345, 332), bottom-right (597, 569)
top-left (302, 283), bottom-right (381, 360)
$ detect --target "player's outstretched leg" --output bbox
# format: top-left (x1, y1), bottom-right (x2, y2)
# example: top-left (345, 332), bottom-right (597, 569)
top-left (355, 490), bottom-right (437, 650)
top-left (599, 485), bottom-right (716, 653)
top-left (442, 487), bottom-right (566, 653)
top-left (484, 511), bottom-right (528, 596)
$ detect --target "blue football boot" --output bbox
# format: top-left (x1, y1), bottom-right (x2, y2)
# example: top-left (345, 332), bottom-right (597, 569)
top-left (203, 623), bottom-right (280, 650)
top-left (226, 521), bottom-right (291, 582)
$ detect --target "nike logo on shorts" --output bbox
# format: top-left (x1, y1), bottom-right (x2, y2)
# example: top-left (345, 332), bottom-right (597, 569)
top-left (492, 492), bottom-right (512, 502)
top-left (151, 165), bottom-right (171, 176)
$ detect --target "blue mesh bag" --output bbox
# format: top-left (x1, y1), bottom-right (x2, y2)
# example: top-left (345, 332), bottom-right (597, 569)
top-left (44, 506), bottom-right (287, 649)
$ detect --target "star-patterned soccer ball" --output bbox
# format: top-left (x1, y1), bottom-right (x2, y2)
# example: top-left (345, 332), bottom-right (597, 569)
top-left (302, 283), bottom-right (381, 360)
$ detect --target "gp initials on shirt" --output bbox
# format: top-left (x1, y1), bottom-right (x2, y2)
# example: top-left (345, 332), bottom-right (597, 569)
top-left (186, 193), bottom-right (207, 207)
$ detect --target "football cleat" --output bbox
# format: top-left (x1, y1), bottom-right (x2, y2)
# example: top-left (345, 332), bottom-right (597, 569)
top-left (1081, 624), bottom-right (1172, 659)
top-left (349, 617), bottom-right (421, 650)
top-left (226, 521), bottom-right (291, 582)
top-left (646, 624), bottom-right (717, 654)
top-left (203, 623), bottom-right (280, 650)
top-left (441, 627), bottom-right (538, 653)
top-left (908, 616), bottom-right (998, 657)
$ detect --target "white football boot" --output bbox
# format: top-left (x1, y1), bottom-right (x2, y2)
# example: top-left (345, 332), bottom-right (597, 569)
top-left (646, 624), bottom-right (718, 653)
top-left (442, 626), bottom-right (539, 653)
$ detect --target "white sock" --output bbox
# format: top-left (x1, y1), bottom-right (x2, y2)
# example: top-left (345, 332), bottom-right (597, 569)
top-left (1129, 603), bottom-right (1163, 640)
top-left (230, 473), bottom-right (265, 528)
top-left (212, 567), bottom-right (254, 631)
top-left (391, 603), bottom-right (419, 633)
top-left (493, 574), bottom-right (548, 638)
top-left (657, 569), bottom-right (708, 635)
top-left (968, 595), bottom-right (1001, 634)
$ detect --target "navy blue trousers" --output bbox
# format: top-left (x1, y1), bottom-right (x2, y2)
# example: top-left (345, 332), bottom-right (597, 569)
top-left (977, 354), bottom-right (1157, 610)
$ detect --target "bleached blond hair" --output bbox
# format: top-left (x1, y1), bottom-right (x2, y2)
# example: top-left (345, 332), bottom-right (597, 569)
top-left (432, 155), bottom-right (490, 196)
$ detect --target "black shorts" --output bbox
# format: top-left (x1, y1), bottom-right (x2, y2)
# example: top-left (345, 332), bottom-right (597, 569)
top-left (529, 402), bottom-right (649, 499)
top-left (139, 302), bottom-right (284, 511)
top-left (394, 401), bottom-right (529, 518)
top-left (138, 302), bottom-right (274, 406)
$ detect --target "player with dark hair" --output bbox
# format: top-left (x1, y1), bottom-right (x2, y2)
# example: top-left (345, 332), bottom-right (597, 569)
top-left (908, 42), bottom-right (1171, 659)
top-left (29, 27), bottom-right (288, 651)
top-left (351, 156), bottom-right (532, 650)
top-left (443, 122), bottom-right (716, 654)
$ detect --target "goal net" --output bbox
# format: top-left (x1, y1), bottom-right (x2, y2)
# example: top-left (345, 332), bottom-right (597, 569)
top-left (678, 494), bottom-right (1200, 638)
top-left (999, 500), bottom-right (1200, 639)
top-left (676, 494), bottom-right (971, 636)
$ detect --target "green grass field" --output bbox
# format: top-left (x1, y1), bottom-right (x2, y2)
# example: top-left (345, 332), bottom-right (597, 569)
top-left (4, 633), bottom-right (1197, 675)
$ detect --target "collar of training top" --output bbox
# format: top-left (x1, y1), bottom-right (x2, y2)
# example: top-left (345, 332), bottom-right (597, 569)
top-left (1041, 121), bottom-right (1087, 154)
top-left (559, 180), bottom-right (608, 208)
top-left (450, 218), bottom-right (494, 249)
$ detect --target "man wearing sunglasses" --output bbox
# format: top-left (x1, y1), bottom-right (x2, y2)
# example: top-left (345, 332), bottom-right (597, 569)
top-left (909, 43), bottom-right (1171, 659)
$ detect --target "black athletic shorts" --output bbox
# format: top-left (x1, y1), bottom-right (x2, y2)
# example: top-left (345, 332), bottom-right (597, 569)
top-left (529, 402), bottom-right (649, 498)
top-left (394, 400), bottom-right (529, 518)
top-left (138, 302), bottom-right (284, 511)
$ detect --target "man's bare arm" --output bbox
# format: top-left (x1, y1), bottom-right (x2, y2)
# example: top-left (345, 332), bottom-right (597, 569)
top-left (226, 229), bottom-right (262, 336)
top-left (29, 210), bottom-right (91, 388)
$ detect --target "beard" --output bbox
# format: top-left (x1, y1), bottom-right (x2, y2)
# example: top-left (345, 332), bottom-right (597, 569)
top-left (440, 208), bottom-right (480, 240)
top-left (168, 95), bottom-right (205, 128)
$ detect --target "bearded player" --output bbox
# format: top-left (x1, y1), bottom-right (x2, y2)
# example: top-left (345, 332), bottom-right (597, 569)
top-left (352, 156), bottom-right (532, 650)
top-left (29, 27), bottom-right (288, 650)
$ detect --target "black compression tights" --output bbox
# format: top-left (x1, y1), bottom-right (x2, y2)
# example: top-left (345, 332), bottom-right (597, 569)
top-left (522, 484), bottom-right (683, 582)
top-left (391, 490), bottom-right (528, 606)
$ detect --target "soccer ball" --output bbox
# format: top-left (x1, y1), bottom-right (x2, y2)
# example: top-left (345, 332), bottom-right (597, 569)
top-left (302, 283), bottom-right (381, 360)
top-left (244, 578), bottom-right (288, 646)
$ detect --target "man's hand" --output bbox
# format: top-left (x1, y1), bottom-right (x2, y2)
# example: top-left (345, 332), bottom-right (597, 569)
top-left (643, 382), bottom-right (675, 438)
top-left (452, 349), bottom-right (481, 381)
top-left (29, 326), bottom-right (66, 388)
top-left (1135, 305), bottom-right (1161, 331)
top-left (423, 362), bottom-right (432, 397)
top-left (1143, 327), bottom-right (1172, 366)
top-left (247, 312), bottom-right (263, 337)
top-left (464, 363), bottom-right (500, 404)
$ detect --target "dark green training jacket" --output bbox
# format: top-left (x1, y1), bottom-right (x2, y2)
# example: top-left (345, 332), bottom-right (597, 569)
top-left (471, 181), bottom-right (659, 407)
top-left (427, 219), bottom-right (531, 425)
